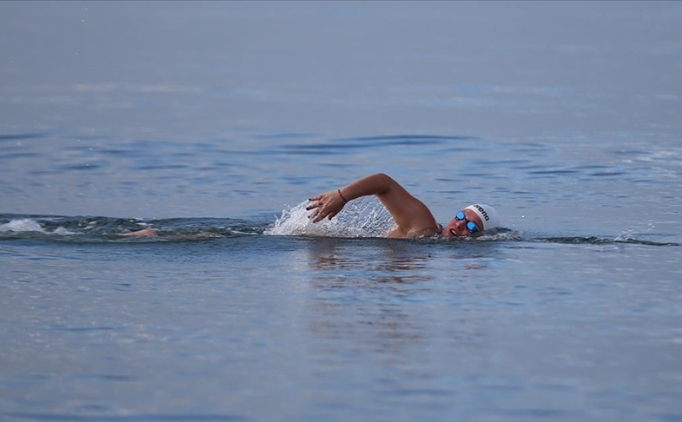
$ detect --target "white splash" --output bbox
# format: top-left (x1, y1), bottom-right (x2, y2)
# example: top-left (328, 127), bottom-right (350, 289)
top-left (0, 219), bottom-right (76, 235)
top-left (615, 230), bottom-right (635, 242)
top-left (53, 226), bottom-right (76, 235)
top-left (0, 219), bottom-right (46, 233)
top-left (265, 197), bottom-right (394, 238)
top-left (615, 221), bottom-right (654, 242)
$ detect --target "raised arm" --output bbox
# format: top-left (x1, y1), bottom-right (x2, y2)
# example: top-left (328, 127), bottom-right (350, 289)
top-left (306, 173), bottom-right (439, 238)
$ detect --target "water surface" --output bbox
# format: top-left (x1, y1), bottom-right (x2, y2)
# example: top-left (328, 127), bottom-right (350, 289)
top-left (0, 2), bottom-right (680, 421)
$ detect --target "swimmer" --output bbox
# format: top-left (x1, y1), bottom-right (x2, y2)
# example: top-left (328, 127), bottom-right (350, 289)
top-left (307, 173), bottom-right (501, 238)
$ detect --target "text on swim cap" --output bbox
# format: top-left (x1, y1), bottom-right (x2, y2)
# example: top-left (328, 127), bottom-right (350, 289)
top-left (473, 204), bottom-right (489, 221)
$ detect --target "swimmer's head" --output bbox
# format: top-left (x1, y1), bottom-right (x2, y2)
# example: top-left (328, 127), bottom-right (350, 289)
top-left (465, 204), bottom-right (501, 232)
top-left (442, 204), bottom-right (502, 237)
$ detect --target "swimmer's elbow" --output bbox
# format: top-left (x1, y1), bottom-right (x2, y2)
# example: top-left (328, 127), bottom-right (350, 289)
top-left (374, 172), bottom-right (393, 182)
top-left (372, 173), bottom-right (397, 191)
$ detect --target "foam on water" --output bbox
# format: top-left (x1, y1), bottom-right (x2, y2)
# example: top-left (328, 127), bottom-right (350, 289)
top-left (0, 219), bottom-right (78, 236)
top-left (0, 219), bottom-right (45, 233)
top-left (265, 197), bottom-right (394, 238)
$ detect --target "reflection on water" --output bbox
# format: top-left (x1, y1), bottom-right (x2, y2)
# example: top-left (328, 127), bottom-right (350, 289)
top-left (305, 238), bottom-right (433, 283)
top-left (304, 239), bottom-right (431, 360)
top-left (300, 238), bottom-right (497, 365)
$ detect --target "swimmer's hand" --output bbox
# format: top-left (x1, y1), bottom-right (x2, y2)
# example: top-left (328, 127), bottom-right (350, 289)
top-left (306, 189), bottom-right (348, 222)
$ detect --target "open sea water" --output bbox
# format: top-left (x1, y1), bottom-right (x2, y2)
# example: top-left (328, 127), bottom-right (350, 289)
top-left (1, 2), bottom-right (681, 421)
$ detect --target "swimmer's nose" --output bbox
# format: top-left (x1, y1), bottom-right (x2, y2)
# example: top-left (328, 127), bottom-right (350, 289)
top-left (453, 219), bottom-right (468, 236)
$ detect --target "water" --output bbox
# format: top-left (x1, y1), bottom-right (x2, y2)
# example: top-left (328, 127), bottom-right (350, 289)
top-left (1, 2), bottom-right (681, 421)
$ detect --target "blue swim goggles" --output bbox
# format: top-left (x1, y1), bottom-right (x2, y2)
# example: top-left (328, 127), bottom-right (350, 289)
top-left (456, 211), bottom-right (480, 233)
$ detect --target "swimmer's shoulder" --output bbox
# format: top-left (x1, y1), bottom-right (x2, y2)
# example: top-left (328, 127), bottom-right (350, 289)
top-left (387, 223), bottom-right (440, 239)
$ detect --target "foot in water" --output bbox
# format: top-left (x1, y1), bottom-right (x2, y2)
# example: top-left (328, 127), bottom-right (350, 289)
top-left (122, 228), bottom-right (159, 237)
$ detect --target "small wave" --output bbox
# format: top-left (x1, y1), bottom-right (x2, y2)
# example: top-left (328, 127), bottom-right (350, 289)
top-left (413, 228), bottom-right (522, 243)
top-left (536, 236), bottom-right (679, 247)
top-left (277, 134), bottom-right (473, 155)
top-left (0, 219), bottom-right (46, 233)
top-left (467, 229), bottom-right (522, 242)
top-left (0, 215), bottom-right (267, 243)
top-left (0, 133), bottom-right (45, 142)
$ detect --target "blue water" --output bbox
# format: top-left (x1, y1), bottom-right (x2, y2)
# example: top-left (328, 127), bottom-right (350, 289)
top-left (1, 2), bottom-right (681, 421)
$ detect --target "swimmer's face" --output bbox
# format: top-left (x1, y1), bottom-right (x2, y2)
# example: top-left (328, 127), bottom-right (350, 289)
top-left (442, 209), bottom-right (484, 237)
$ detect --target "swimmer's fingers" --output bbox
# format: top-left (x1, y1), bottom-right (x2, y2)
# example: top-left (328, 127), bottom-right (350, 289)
top-left (307, 203), bottom-right (324, 221)
top-left (306, 190), bottom-right (345, 222)
top-left (306, 194), bottom-right (324, 210)
top-left (311, 207), bottom-right (334, 223)
top-left (312, 209), bottom-right (328, 223)
top-left (308, 208), bottom-right (318, 220)
top-left (313, 205), bottom-right (344, 223)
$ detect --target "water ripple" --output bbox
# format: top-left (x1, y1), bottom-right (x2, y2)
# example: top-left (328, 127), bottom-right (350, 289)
top-left (0, 133), bottom-right (46, 142)
top-left (278, 134), bottom-right (476, 154)
top-left (2, 413), bottom-right (251, 422)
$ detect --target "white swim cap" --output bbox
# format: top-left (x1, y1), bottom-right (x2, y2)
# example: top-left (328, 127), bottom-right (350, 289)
top-left (464, 204), bottom-right (501, 231)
